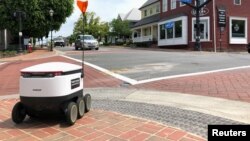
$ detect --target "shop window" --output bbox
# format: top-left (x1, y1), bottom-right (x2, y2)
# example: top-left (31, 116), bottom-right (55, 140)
top-left (167, 26), bottom-right (174, 39)
top-left (229, 17), bottom-right (247, 44)
top-left (192, 17), bottom-right (209, 41)
top-left (175, 20), bottom-right (182, 38)
top-left (160, 25), bottom-right (166, 39)
top-left (234, 0), bottom-right (241, 5)
top-left (231, 19), bottom-right (245, 38)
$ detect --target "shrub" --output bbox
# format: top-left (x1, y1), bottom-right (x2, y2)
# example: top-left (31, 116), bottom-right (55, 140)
top-left (0, 50), bottom-right (17, 58)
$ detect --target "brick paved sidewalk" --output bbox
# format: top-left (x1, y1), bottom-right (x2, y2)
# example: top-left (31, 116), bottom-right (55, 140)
top-left (135, 68), bottom-right (250, 103)
top-left (0, 99), bottom-right (205, 141)
top-left (0, 56), bottom-right (122, 96)
top-left (0, 49), bottom-right (56, 62)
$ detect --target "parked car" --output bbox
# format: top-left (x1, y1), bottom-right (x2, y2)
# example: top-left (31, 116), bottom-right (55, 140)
top-left (54, 37), bottom-right (65, 47)
top-left (75, 35), bottom-right (99, 50)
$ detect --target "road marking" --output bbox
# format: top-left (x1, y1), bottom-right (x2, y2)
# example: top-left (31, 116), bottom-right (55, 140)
top-left (61, 55), bottom-right (138, 85)
top-left (61, 55), bottom-right (250, 85)
top-left (135, 65), bottom-right (250, 84)
top-left (0, 62), bottom-right (6, 66)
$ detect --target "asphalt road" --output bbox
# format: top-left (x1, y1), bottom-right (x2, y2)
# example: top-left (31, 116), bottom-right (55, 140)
top-left (57, 46), bottom-right (250, 81)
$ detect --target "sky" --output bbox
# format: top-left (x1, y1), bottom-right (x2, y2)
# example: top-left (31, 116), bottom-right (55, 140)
top-left (53, 0), bottom-right (147, 37)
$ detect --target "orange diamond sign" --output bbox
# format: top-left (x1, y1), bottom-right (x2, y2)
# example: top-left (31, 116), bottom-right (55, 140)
top-left (77, 0), bottom-right (88, 13)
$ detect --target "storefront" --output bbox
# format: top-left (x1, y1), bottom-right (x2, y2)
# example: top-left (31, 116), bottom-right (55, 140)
top-left (158, 0), bottom-right (250, 51)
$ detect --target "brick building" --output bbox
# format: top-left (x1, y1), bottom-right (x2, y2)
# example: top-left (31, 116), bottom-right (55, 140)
top-left (133, 0), bottom-right (249, 51)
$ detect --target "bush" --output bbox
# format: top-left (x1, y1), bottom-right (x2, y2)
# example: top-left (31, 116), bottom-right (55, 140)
top-left (103, 43), bottom-right (110, 46)
top-left (0, 50), bottom-right (17, 58)
top-left (115, 42), bottom-right (124, 46)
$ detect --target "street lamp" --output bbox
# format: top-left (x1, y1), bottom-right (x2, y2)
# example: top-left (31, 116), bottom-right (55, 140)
top-left (180, 0), bottom-right (212, 51)
top-left (49, 9), bottom-right (54, 51)
top-left (13, 11), bottom-right (26, 53)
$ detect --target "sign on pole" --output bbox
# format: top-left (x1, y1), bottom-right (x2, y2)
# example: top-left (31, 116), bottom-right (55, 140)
top-left (218, 8), bottom-right (226, 27)
top-left (77, 0), bottom-right (88, 13)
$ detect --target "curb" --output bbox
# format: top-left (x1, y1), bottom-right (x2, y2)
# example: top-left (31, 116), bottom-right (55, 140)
top-left (2, 88), bottom-right (249, 124)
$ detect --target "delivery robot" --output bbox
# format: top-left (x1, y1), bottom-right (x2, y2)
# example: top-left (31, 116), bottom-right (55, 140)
top-left (11, 62), bottom-right (91, 125)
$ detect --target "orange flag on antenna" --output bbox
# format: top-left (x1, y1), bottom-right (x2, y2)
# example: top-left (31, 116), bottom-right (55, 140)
top-left (77, 0), bottom-right (88, 13)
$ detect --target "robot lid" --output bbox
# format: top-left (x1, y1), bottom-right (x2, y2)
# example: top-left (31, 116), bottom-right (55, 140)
top-left (21, 62), bottom-right (82, 73)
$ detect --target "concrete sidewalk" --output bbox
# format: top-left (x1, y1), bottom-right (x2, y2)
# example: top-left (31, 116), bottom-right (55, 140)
top-left (85, 88), bottom-right (250, 124)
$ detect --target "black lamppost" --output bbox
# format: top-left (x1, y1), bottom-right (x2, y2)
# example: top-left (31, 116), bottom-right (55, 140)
top-left (180, 0), bottom-right (212, 51)
top-left (14, 11), bottom-right (26, 53)
top-left (49, 9), bottom-right (54, 51)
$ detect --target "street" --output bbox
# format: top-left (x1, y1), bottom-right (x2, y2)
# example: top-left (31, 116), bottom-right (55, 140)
top-left (58, 46), bottom-right (250, 81)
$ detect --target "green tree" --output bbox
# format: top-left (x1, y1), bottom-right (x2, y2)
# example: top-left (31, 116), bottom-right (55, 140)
top-left (72, 12), bottom-right (109, 42)
top-left (0, 0), bottom-right (74, 38)
top-left (110, 18), bottom-right (131, 38)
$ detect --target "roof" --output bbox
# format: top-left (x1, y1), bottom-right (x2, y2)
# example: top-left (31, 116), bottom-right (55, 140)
top-left (139, 0), bottom-right (159, 10)
top-left (118, 13), bottom-right (126, 20)
top-left (124, 8), bottom-right (141, 21)
top-left (119, 9), bottom-right (141, 21)
top-left (133, 13), bottom-right (160, 28)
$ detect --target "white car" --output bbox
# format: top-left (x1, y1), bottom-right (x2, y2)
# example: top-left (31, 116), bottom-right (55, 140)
top-left (75, 35), bottom-right (99, 50)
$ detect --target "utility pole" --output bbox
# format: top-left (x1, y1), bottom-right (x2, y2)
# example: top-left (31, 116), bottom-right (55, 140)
top-left (180, 0), bottom-right (212, 51)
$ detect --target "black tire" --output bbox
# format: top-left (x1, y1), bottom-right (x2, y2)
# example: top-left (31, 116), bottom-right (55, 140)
top-left (76, 97), bottom-right (85, 118)
top-left (84, 94), bottom-right (91, 112)
top-left (12, 102), bottom-right (26, 124)
top-left (65, 102), bottom-right (78, 125)
top-left (75, 47), bottom-right (78, 50)
top-left (95, 48), bottom-right (99, 50)
top-left (248, 49), bottom-right (250, 54)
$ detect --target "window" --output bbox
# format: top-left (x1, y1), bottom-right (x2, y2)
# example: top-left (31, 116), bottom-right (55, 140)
top-left (150, 8), bottom-right (153, 15)
top-left (175, 21), bottom-right (182, 38)
top-left (162, 0), bottom-right (168, 12)
top-left (167, 26), bottom-right (173, 39)
top-left (234, 0), bottom-right (241, 5)
top-left (156, 4), bottom-right (160, 13)
top-left (171, 0), bottom-right (176, 10)
top-left (144, 28), bottom-right (147, 36)
top-left (180, 2), bottom-right (186, 7)
top-left (158, 16), bottom-right (188, 46)
top-left (144, 10), bottom-right (147, 17)
top-left (160, 20), bottom-right (183, 40)
top-left (160, 25), bottom-right (166, 39)
top-left (195, 0), bottom-right (207, 6)
top-left (230, 17), bottom-right (247, 44)
top-left (192, 17), bottom-right (210, 41)
top-left (231, 20), bottom-right (245, 38)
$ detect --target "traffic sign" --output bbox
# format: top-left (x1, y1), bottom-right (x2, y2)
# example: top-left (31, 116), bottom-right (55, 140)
top-left (77, 0), bottom-right (88, 13)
